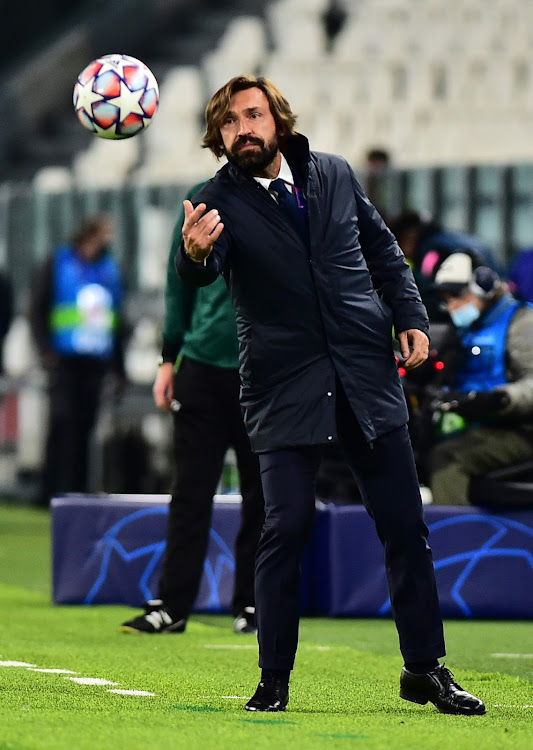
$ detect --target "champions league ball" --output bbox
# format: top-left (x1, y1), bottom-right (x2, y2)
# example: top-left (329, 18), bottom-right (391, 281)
top-left (73, 53), bottom-right (159, 139)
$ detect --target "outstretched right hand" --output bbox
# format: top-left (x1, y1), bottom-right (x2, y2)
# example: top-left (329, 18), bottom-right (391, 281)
top-left (153, 362), bottom-right (175, 411)
top-left (182, 200), bottom-right (224, 263)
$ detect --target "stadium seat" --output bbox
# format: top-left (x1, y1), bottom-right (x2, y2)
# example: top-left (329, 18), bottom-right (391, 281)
top-left (216, 15), bottom-right (267, 66)
top-left (266, 0), bottom-right (327, 61)
top-left (159, 66), bottom-right (205, 116)
top-left (261, 57), bottom-right (323, 119)
top-left (73, 138), bottom-right (140, 187)
top-left (202, 17), bottom-right (267, 94)
top-left (33, 167), bottom-right (72, 192)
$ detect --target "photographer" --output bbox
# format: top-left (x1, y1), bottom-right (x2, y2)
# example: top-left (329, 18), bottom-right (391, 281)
top-left (428, 252), bottom-right (533, 505)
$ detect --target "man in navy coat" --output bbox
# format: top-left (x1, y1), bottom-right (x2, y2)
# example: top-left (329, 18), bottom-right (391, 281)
top-left (177, 75), bottom-right (485, 716)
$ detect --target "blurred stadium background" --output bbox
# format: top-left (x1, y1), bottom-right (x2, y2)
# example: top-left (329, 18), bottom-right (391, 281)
top-left (1, 0), bottom-right (533, 500)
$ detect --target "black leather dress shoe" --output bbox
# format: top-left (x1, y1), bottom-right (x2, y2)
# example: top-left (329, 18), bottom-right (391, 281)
top-left (244, 678), bottom-right (289, 712)
top-left (400, 665), bottom-right (486, 715)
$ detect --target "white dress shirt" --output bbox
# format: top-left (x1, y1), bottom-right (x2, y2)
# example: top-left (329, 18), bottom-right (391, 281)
top-left (253, 153), bottom-right (295, 199)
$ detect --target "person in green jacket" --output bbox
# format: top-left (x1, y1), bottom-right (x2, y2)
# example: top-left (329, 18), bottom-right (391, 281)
top-left (121, 184), bottom-right (265, 634)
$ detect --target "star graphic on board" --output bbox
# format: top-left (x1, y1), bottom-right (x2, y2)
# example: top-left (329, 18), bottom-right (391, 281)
top-left (74, 77), bottom-right (104, 113)
top-left (106, 80), bottom-right (145, 122)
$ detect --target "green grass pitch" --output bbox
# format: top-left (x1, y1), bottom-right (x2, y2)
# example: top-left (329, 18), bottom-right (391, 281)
top-left (1, 503), bottom-right (532, 749)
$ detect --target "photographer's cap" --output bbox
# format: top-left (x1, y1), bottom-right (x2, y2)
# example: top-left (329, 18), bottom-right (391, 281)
top-left (433, 251), bottom-right (502, 298)
top-left (432, 252), bottom-right (473, 293)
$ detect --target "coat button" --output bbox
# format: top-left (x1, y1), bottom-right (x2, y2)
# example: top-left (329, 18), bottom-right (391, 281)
top-left (327, 391), bottom-right (332, 396)
top-left (327, 435), bottom-right (333, 441)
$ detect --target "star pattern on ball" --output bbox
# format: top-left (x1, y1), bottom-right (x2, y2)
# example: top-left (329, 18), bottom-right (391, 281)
top-left (74, 77), bottom-right (104, 114)
top-left (106, 80), bottom-right (146, 123)
top-left (93, 121), bottom-right (119, 139)
top-left (100, 55), bottom-right (132, 76)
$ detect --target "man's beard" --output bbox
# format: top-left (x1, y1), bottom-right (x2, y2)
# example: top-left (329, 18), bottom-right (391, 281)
top-left (225, 134), bottom-right (279, 175)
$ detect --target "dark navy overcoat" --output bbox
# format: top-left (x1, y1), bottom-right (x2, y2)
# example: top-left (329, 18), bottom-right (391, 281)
top-left (177, 134), bottom-right (429, 452)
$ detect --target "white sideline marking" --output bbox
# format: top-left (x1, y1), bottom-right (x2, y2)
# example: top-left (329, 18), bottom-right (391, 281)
top-left (28, 668), bottom-right (77, 674)
top-left (66, 677), bottom-right (119, 686)
top-left (221, 696), bottom-right (248, 699)
top-left (204, 644), bottom-right (256, 650)
top-left (4, 657), bottom-right (154, 696)
top-left (491, 653), bottom-right (533, 658)
top-left (494, 704), bottom-right (533, 708)
top-left (108, 689), bottom-right (155, 697)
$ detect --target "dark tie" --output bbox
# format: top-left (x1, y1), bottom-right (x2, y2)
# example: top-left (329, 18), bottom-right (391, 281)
top-left (269, 178), bottom-right (309, 244)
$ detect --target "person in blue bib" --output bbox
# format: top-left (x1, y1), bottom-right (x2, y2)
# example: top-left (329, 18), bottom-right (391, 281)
top-left (29, 214), bottom-right (126, 506)
top-left (429, 252), bottom-right (533, 505)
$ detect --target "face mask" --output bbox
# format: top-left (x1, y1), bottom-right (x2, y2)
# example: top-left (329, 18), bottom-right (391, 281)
top-left (449, 302), bottom-right (480, 329)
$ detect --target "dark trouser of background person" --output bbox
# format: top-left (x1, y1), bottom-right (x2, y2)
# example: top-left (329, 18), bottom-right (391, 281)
top-left (39, 356), bottom-right (106, 506)
top-left (157, 357), bottom-right (265, 622)
top-left (0, 271), bottom-right (13, 374)
top-left (255, 378), bottom-right (445, 672)
top-left (430, 427), bottom-right (533, 505)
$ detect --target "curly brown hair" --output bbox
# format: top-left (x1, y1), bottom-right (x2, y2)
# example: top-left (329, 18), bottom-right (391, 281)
top-left (202, 75), bottom-right (298, 159)
top-left (72, 214), bottom-right (112, 246)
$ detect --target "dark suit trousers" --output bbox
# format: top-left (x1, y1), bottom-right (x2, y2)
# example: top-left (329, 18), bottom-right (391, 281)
top-left (158, 357), bottom-right (265, 619)
top-left (255, 382), bottom-right (446, 670)
top-left (41, 356), bottom-right (106, 505)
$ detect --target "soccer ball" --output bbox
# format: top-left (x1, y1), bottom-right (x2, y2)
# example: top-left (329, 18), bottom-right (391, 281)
top-left (73, 53), bottom-right (159, 140)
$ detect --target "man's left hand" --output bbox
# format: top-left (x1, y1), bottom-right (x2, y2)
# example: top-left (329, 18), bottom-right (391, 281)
top-left (397, 329), bottom-right (429, 370)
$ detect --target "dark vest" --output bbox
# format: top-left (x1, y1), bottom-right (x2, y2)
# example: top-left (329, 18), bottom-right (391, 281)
top-left (454, 295), bottom-right (523, 393)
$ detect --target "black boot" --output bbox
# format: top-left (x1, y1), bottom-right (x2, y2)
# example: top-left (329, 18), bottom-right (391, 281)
top-left (245, 678), bottom-right (289, 712)
top-left (400, 664), bottom-right (486, 715)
